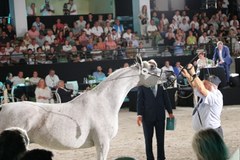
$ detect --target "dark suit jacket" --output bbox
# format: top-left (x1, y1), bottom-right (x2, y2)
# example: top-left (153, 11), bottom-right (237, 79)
top-left (137, 85), bottom-right (173, 122)
top-left (57, 87), bottom-right (73, 103)
top-left (213, 45), bottom-right (232, 65)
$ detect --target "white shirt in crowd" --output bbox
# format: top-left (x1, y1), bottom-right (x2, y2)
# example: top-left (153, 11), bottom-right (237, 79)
top-left (35, 87), bottom-right (52, 103)
top-left (122, 33), bottom-right (132, 41)
top-left (190, 21), bottom-right (199, 30)
top-left (40, 4), bottom-right (54, 16)
top-left (161, 65), bottom-right (174, 73)
top-left (91, 26), bottom-right (104, 37)
top-left (45, 74), bottom-right (59, 88)
top-left (11, 76), bottom-right (25, 86)
top-left (179, 22), bottom-right (190, 32)
top-left (62, 45), bottom-right (72, 52)
top-left (198, 36), bottom-right (210, 44)
top-left (29, 77), bottom-right (41, 85)
top-left (28, 44), bottom-right (39, 52)
top-left (45, 35), bottom-right (56, 44)
top-left (147, 25), bottom-right (158, 36)
top-left (192, 89), bottom-right (223, 131)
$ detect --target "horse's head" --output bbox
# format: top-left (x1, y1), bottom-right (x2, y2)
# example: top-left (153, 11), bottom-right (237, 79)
top-left (135, 54), bottom-right (168, 88)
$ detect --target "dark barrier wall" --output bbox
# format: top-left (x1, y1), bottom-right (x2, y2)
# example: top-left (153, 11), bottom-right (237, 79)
top-left (0, 55), bottom-right (195, 84)
top-left (235, 58), bottom-right (240, 75)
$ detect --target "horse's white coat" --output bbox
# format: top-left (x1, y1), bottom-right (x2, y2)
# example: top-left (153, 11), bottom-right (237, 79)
top-left (0, 58), bottom-right (164, 160)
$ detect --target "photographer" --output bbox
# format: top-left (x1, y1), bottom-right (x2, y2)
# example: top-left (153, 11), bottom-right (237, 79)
top-left (63, 0), bottom-right (77, 15)
top-left (40, 0), bottom-right (55, 16)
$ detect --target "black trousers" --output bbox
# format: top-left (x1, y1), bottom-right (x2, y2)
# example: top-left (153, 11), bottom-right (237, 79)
top-left (142, 119), bottom-right (165, 160)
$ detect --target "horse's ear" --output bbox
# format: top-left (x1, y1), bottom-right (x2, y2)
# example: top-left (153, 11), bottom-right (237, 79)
top-left (136, 54), bottom-right (143, 68)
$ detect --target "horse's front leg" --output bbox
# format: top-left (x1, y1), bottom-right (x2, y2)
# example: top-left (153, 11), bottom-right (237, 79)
top-left (95, 137), bottom-right (110, 160)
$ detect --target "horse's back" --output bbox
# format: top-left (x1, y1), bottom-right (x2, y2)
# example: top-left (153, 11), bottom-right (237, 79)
top-left (0, 102), bottom-right (49, 132)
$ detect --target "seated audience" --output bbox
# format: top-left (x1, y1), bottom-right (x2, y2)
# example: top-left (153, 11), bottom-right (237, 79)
top-left (35, 79), bottom-right (52, 103)
top-left (56, 80), bottom-right (74, 103)
top-left (45, 69), bottom-right (60, 89)
top-left (93, 65), bottom-right (106, 82)
top-left (192, 128), bottom-right (229, 160)
top-left (161, 60), bottom-right (174, 73)
top-left (29, 71), bottom-right (41, 85)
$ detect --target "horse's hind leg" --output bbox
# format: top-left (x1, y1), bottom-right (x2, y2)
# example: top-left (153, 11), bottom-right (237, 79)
top-left (95, 137), bottom-right (110, 160)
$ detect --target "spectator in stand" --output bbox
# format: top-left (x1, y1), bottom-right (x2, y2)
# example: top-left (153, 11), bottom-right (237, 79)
top-left (27, 3), bottom-right (36, 16)
top-left (196, 49), bottom-right (213, 72)
top-left (161, 60), bottom-right (174, 73)
top-left (76, 16), bottom-right (86, 31)
top-left (5, 42), bottom-right (14, 54)
top-left (113, 19), bottom-right (124, 35)
top-left (62, 40), bottom-right (72, 54)
top-left (93, 65), bottom-right (106, 82)
top-left (5, 24), bottom-right (16, 41)
top-left (56, 31), bottom-right (65, 44)
top-left (97, 37), bottom-right (106, 51)
top-left (28, 26), bottom-right (40, 39)
top-left (11, 46), bottom-right (25, 64)
top-left (190, 16), bottom-right (199, 30)
top-left (106, 13), bottom-right (114, 26)
top-left (72, 22), bottom-right (81, 37)
top-left (138, 41), bottom-right (146, 57)
top-left (0, 31), bottom-right (11, 45)
top-left (181, 10), bottom-right (190, 23)
top-left (39, 24), bottom-right (47, 36)
top-left (78, 31), bottom-right (89, 47)
top-left (107, 67), bottom-right (113, 76)
top-left (91, 21), bottom-right (104, 38)
top-left (42, 41), bottom-right (51, 52)
top-left (105, 35), bottom-right (117, 50)
top-left (46, 47), bottom-right (57, 63)
top-left (179, 18), bottom-right (190, 32)
top-left (169, 19), bottom-right (178, 32)
top-left (126, 41), bottom-right (137, 59)
top-left (0, 46), bottom-right (10, 65)
top-left (66, 31), bottom-right (76, 45)
top-left (131, 33), bottom-right (139, 48)
top-left (109, 29), bottom-right (121, 42)
top-left (87, 38), bottom-right (94, 51)
top-left (221, 16), bottom-right (230, 29)
top-left (186, 30), bottom-right (197, 45)
top-left (45, 69), bottom-right (60, 89)
top-left (122, 28), bottom-right (133, 42)
top-left (19, 41), bottom-right (28, 54)
top-left (36, 33), bottom-right (46, 47)
top-left (173, 35), bottom-right (185, 56)
top-left (104, 21), bottom-right (112, 35)
top-left (54, 19), bottom-right (64, 32)
top-left (83, 23), bottom-right (92, 37)
top-left (86, 13), bottom-right (94, 28)
top-left (5, 73), bottom-right (13, 93)
top-left (152, 11), bottom-right (160, 26)
top-left (164, 32), bottom-right (175, 47)
top-left (198, 31), bottom-right (209, 45)
top-left (11, 71), bottom-right (25, 86)
top-left (230, 15), bottom-right (239, 27)
top-left (188, 23), bottom-right (199, 37)
top-left (0, 18), bottom-right (8, 32)
top-left (28, 39), bottom-right (39, 52)
top-left (40, 0), bottom-right (55, 16)
top-left (35, 79), bottom-right (52, 103)
top-left (56, 80), bottom-right (74, 103)
top-left (173, 10), bottom-right (182, 25)
top-left (138, 5), bottom-right (148, 38)
top-left (173, 61), bottom-right (181, 76)
top-left (45, 29), bottom-right (55, 45)
top-left (32, 17), bottom-right (44, 31)
top-left (98, 14), bottom-right (105, 28)
top-left (160, 13), bottom-right (169, 30)
top-left (29, 71), bottom-right (41, 85)
top-left (51, 38), bottom-right (62, 53)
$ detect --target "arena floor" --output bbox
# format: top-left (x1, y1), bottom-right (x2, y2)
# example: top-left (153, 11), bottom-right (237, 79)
top-left (29, 106), bottom-right (240, 160)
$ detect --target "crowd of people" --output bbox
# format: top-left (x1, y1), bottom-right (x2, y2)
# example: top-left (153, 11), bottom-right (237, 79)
top-left (0, 7), bottom-right (239, 66)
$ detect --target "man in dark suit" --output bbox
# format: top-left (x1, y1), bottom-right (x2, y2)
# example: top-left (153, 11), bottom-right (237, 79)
top-left (56, 80), bottom-right (73, 103)
top-left (137, 59), bottom-right (174, 160)
top-left (213, 41), bottom-right (232, 82)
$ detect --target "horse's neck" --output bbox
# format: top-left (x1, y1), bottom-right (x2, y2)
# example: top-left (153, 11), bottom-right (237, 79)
top-left (97, 67), bottom-right (139, 113)
top-left (74, 67), bottom-right (139, 114)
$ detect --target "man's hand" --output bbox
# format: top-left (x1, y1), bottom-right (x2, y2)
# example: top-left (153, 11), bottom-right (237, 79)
top-left (137, 116), bottom-right (142, 126)
top-left (186, 63), bottom-right (196, 76)
top-left (180, 65), bottom-right (191, 78)
top-left (168, 113), bottom-right (174, 119)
